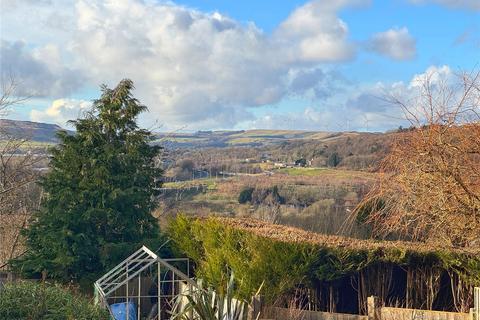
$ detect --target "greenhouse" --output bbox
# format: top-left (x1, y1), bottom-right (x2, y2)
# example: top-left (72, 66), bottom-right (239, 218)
top-left (94, 246), bottom-right (196, 320)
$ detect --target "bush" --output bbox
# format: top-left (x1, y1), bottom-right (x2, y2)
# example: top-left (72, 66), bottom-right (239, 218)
top-left (168, 215), bottom-right (315, 301)
top-left (238, 187), bottom-right (254, 204)
top-left (327, 152), bottom-right (341, 167)
top-left (251, 186), bottom-right (285, 205)
top-left (0, 281), bottom-right (109, 320)
top-left (167, 215), bottom-right (480, 306)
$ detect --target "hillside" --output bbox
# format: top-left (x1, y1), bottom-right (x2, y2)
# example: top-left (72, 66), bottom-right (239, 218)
top-left (1, 119), bottom-right (390, 150)
top-left (0, 120), bottom-right (393, 170)
top-left (0, 119), bottom-right (68, 143)
top-left (154, 129), bottom-right (381, 148)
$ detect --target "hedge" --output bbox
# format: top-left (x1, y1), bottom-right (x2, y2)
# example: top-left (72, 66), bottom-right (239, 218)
top-left (167, 215), bottom-right (480, 303)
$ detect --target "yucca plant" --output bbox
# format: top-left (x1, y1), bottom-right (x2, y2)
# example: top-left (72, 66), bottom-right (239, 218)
top-left (171, 274), bottom-right (257, 320)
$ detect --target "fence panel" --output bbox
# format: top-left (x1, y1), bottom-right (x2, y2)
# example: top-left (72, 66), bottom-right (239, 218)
top-left (263, 307), bottom-right (368, 320)
top-left (381, 307), bottom-right (470, 320)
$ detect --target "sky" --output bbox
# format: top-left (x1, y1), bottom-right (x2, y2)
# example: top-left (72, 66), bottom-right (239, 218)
top-left (0, 0), bottom-right (479, 132)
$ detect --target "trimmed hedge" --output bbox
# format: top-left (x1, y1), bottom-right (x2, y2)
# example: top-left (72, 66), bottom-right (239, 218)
top-left (0, 281), bottom-right (109, 320)
top-left (167, 215), bottom-right (480, 302)
top-left (168, 215), bottom-right (314, 301)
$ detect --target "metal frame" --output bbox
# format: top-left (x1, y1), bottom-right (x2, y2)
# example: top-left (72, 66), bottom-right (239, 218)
top-left (95, 246), bottom-right (196, 320)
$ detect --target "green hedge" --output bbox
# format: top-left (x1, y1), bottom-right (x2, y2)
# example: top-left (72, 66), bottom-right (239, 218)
top-left (0, 281), bottom-right (109, 320)
top-left (167, 215), bottom-right (480, 302)
top-left (168, 215), bottom-right (315, 300)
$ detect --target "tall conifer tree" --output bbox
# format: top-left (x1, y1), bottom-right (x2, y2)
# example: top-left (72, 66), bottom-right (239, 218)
top-left (16, 80), bottom-right (164, 282)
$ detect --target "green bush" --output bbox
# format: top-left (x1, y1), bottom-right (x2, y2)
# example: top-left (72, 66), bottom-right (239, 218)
top-left (238, 187), bottom-right (254, 204)
top-left (0, 281), bottom-right (109, 320)
top-left (168, 215), bottom-right (316, 301)
top-left (327, 152), bottom-right (341, 167)
top-left (167, 216), bottom-right (480, 304)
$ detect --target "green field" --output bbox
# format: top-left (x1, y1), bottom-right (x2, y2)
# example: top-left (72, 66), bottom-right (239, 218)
top-left (277, 167), bottom-right (329, 176)
top-left (163, 178), bottom-right (219, 190)
top-left (0, 140), bottom-right (53, 150)
top-left (277, 167), bottom-right (375, 179)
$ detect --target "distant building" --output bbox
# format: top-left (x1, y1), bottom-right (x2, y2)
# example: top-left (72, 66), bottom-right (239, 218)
top-left (260, 153), bottom-right (272, 162)
top-left (294, 158), bottom-right (307, 167)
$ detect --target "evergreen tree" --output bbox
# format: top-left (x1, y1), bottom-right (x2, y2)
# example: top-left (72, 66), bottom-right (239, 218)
top-left (327, 152), bottom-right (341, 167)
top-left (238, 187), bottom-right (254, 204)
top-left (14, 80), bottom-right (165, 283)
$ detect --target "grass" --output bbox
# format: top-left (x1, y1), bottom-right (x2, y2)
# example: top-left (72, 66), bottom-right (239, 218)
top-left (230, 129), bottom-right (310, 137)
top-left (226, 130), bottom-right (326, 145)
top-left (0, 140), bottom-right (53, 149)
top-left (277, 167), bottom-right (329, 176)
top-left (163, 178), bottom-right (219, 190)
top-left (152, 137), bottom-right (209, 144)
top-left (276, 167), bottom-right (375, 180)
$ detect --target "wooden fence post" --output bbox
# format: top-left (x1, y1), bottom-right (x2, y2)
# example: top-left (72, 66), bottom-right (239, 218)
top-left (368, 296), bottom-right (381, 320)
top-left (248, 295), bottom-right (263, 320)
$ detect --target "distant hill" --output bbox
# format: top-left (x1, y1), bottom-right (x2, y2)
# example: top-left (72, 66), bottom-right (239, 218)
top-left (0, 120), bottom-right (392, 169)
top-left (0, 119), bottom-right (70, 143)
top-left (154, 129), bottom-right (382, 149)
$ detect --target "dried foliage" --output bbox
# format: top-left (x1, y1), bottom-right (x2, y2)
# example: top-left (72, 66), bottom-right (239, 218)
top-left (354, 69), bottom-right (480, 246)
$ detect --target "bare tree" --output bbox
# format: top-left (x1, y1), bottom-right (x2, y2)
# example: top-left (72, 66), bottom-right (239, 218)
top-left (0, 74), bottom-right (29, 117)
top-left (0, 76), bottom-right (43, 270)
top-left (353, 69), bottom-right (480, 247)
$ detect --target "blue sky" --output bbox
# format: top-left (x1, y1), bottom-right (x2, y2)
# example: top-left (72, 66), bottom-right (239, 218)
top-left (1, 0), bottom-right (479, 132)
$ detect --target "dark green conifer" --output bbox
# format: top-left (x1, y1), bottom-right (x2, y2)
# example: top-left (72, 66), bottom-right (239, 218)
top-left (15, 80), bottom-right (164, 283)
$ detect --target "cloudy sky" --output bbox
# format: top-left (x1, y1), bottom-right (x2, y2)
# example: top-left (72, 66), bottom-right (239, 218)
top-left (1, 0), bottom-right (479, 132)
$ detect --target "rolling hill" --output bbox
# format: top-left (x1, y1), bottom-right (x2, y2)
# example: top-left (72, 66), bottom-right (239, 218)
top-left (154, 129), bottom-right (381, 149)
top-left (0, 120), bottom-right (393, 169)
top-left (0, 119), bottom-right (69, 143)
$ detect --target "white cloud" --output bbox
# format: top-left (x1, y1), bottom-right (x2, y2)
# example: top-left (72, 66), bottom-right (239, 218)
top-left (63, 0), bottom-right (364, 129)
top-left (30, 99), bottom-right (91, 126)
top-left (244, 65), bottom-right (463, 132)
top-left (367, 27), bottom-right (416, 61)
top-left (245, 103), bottom-right (404, 132)
top-left (7, 0), bottom-right (460, 132)
top-left (3, 0), bottom-right (370, 129)
top-left (274, 0), bottom-right (367, 62)
top-left (0, 41), bottom-right (84, 97)
top-left (409, 0), bottom-right (480, 11)
top-left (408, 65), bottom-right (452, 88)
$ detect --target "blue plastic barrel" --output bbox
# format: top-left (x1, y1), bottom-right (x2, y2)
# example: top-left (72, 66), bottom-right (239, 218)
top-left (110, 301), bottom-right (137, 320)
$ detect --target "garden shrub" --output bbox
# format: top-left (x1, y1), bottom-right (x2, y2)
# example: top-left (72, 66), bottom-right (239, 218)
top-left (0, 281), bottom-right (109, 320)
top-left (167, 215), bottom-right (480, 305)
top-left (168, 215), bottom-right (318, 301)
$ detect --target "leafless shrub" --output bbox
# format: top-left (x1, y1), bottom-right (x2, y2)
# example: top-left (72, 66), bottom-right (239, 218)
top-left (354, 69), bottom-right (480, 247)
top-left (0, 76), bottom-right (43, 270)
